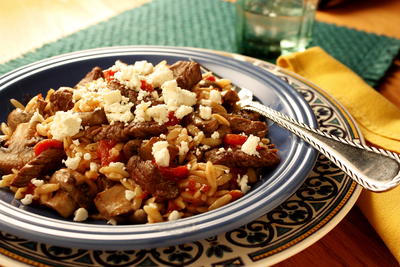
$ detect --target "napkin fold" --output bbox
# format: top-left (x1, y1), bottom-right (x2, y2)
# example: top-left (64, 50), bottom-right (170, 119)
top-left (277, 47), bottom-right (400, 261)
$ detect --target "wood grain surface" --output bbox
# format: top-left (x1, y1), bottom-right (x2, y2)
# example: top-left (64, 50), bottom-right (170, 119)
top-left (0, 0), bottom-right (399, 266)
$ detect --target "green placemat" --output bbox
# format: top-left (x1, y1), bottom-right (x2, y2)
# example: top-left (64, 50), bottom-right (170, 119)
top-left (1, 0), bottom-right (399, 87)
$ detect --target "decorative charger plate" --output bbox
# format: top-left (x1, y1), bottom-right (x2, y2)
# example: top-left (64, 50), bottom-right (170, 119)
top-left (0, 47), bottom-right (361, 266)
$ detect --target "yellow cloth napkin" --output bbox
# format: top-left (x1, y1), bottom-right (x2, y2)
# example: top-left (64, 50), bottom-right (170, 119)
top-left (277, 47), bottom-right (400, 261)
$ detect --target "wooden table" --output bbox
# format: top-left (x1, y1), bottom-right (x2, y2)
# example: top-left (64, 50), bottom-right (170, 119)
top-left (0, 0), bottom-right (399, 266)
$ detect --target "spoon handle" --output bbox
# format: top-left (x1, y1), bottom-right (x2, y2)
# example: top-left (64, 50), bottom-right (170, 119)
top-left (243, 101), bottom-right (400, 192)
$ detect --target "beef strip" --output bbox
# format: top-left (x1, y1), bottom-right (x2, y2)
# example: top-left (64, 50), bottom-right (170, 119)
top-left (0, 122), bottom-right (39, 174)
top-left (90, 121), bottom-right (168, 142)
top-left (123, 139), bottom-right (142, 159)
top-left (226, 114), bottom-right (268, 138)
top-left (222, 89), bottom-right (240, 111)
top-left (79, 108), bottom-right (108, 126)
top-left (204, 147), bottom-right (280, 168)
top-left (96, 175), bottom-right (116, 192)
top-left (139, 137), bottom-right (160, 161)
top-left (7, 109), bottom-right (33, 131)
top-left (138, 137), bottom-right (179, 164)
top-left (42, 190), bottom-right (78, 218)
top-left (10, 148), bottom-right (66, 187)
top-left (235, 110), bottom-right (262, 121)
top-left (94, 184), bottom-right (134, 219)
top-left (0, 149), bottom-right (34, 176)
top-left (127, 156), bottom-right (179, 201)
top-left (50, 88), bottom-right (74, 112)
top-left (49, 168), bottom-right (98, 210)
top-left (36, 98), bottom-right (47, 115)
top-left (108, 80), bottom-right (139, 104)
top-left (75, 66), bottom-right (104, 88)
top-left (169, 61), bottom-right (202, 90)
top-left (184, 113), bottom-right (219, 133)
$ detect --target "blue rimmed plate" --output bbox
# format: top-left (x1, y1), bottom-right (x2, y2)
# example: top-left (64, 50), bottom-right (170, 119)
top-left (0, 46), bottom-right (318, 251)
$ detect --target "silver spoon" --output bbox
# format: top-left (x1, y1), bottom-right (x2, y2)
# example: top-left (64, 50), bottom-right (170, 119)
top-left (197, 62), bottom-right (400, 192)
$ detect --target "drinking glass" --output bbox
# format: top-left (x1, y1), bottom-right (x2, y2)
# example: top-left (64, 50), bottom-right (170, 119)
top-left (236, 0), bottom-right (319, 59)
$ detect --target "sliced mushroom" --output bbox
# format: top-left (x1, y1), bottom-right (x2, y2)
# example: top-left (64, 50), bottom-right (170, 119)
top-left (0, 122), bottom-right (39, 175)
top-left (79, 108), bottom-right (108, 126)
top-left (49, 168), bottom-right (98, 210)
top-left (42, 190), bottom-right (78, 218)
top-left (7, 109), bottom-right (33, 131)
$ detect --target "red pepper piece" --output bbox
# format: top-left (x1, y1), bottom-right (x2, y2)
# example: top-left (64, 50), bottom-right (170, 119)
top-left (187, 179), bottom-right (197, 192)
top-left (199, 184), bottom-right (211, 193)
top-left (25, 182), bottom-right (36, 196)
top-left (229, 190), bottom-right (244, 200)
top-left (139, 191), bottom-right (149, 200)
top-left (205, 76), bottom-right (216, 82)
top-left (140, 80), bottom-right (154, 92)
top-left (96, 139), bottom-right (120, 166)
top-left (103, 70), bottom-right (116, 81)
top-left (165, 111), bottom-right (180, 126)
top-left (167, 200), bottom-right (181, 212)
top-left (223, 134), bottom-right (247, 146)
top-left (34, 139), bottom-right (64, 156)
top-left (159, 165), bottom-right (189, 182)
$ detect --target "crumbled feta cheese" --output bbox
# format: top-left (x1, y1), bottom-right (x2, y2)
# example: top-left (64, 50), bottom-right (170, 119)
top-left (151, 90), bottom-right (159, 100)
top-left (199, 105), bottom-right (212, 120)
top-left (200, 145), bottom-right (210, 150)
top-left (104, 100), bottom-right (134, 123)
top-left (159, 134), bottom-right (167, 139)
top-left (21, 194), bottom-right (33, 205)
top-left (114, 64), bottom-right (141, 89)
top-left (72, 139), bottom-right (80, 146)
top-left (125, 190), bottom-right (136, 201)
top-left (50, 111), bottom-right (82, 141)
top-left (90, 162), bottom-right (99, 172)
top-left (147, 61), bottom-right (174, 87)
top-left (146, 104), bottom-right (169, 124)
top-left (30, 178), bottom-right (44, 187)
top-left (174, 105), bottom-right (193, 119)
top-left (86, 79), bottom-right (108, 91)
top-left (102, 90), bottom-right (122, 105)
top-left (241, 135), bottom-right (260, 157)
top-left (195, 148), bottom-right (202, 156)
top-left (162, 80), bottom-right (197, 110)
top-left (64, 154), bottom-right (82, 170)
top-left (133, 60), bottom-right (154, 75)
top-left (83, 153), bottom-right (92, 160)
top-left (137, 90), bottom-right (150, 102)
top-left (29, 111), bottom-right (44, 123)
top-left (152, 141), bottom-right (170, 167)
top-left (237, 174), bottom-right (251, 193)
top-left (199, 99), bottom-right (212, 106)
top-left (168, 210), bottom-right (181, 221)
top-left (73, 90), bottom-right (102, 109)
top-left (211, 131), bottom-right (220, 139)
top-left (209, 90), bottom-right (222, 104)
top-left (73, 207), bottom-right (89, 222)
top-left (107, 218), bottom-right (117, 225)
top-left (134, 101), bottom-right (152, 122)
top-left (178, 141), bottom-right (189, 156)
